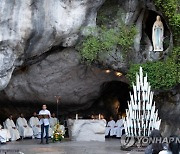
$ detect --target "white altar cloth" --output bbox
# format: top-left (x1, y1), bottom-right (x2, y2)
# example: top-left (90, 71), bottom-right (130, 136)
top-left (67, 119), bottom-right (106, 142)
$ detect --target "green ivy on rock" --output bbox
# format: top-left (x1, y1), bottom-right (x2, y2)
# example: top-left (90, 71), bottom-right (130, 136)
top-left (77, 22), bottom-right (136, 64)
top-left (127, 48), bottom-right (180, 90)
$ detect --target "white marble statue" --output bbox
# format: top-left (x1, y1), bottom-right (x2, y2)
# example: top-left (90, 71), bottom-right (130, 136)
top-left (0, 124), bottom-right (11, 143)
top-left (29, 112), bottom-right (41, 138)
top-left (16, 113), bottom-right (33, 138)
top-left (152, 15), bottom-right (164, 51)
top-left (4, 115), bottom-right (20, 141)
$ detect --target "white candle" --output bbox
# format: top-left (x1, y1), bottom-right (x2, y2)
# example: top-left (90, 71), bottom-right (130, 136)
top-left (138, 121), bottom-right (141, 136)
top-left (144, 124), bottom-right (146, 136)
top-left (143, 101), bottom-right (145, 111)
top-left (134, 120), bottom-right (137, 136)
top-left (130, 94), bottom-right (134, 106)
top-left (142, 91), bottom-right (145, 102)
top-left (124, 120), bottom-right (128, 135)
top-left (98, 114), bottom-right (101, 120)
top-left (148, 120), bottom-right (151, 136)
top-left (145, 115), bottom-right (148, 129)
top-left (134, 110), bottom-right (136, 120)
top-left (140, 67), bottom-right (143, 85)
top-left (137, 74), bottom-right (140, 92)
top-left (76, 114), bottom-right (78, 120)
top-left (133, 85), bottom-right (137, 102)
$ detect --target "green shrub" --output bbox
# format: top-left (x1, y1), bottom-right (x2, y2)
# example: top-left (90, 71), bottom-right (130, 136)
top-left (78, 21), bottom-right (137, 64)
top-left (127, 48), bottom-right (180, 90)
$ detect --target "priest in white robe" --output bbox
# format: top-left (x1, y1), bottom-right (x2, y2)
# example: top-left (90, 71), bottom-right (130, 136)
top-left (16, 113), bottom-right (33, 138)
top-left (5, 115), bottom-right (20, 141)
top-left (49, 113), bottom-right (59, 129)
top-left (49, 113), bottom-right (64, 134)
top-left (0, 124), bottom-right (11, 143)
top-left (105, 116), bottom-right (116, 137)
top-left (114, 115), bottom-right (125, 137)
top-left (29, 112), bottom-right (41, 138)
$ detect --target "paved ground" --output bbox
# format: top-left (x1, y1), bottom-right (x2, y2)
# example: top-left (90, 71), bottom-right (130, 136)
top-left (0, 138), bottom-right (144, 154)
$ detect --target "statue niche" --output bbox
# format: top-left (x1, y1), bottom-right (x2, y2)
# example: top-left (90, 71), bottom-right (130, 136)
top-left (152, 15), bottom-right (164, 51)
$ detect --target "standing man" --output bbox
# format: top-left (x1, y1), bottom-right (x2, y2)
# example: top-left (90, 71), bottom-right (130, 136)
top-left (39, 105), bottom-right (51, 144)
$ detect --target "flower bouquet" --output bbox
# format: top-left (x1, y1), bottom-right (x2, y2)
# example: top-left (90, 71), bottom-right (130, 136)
top-left (52, 123), bottom-right (65, 142)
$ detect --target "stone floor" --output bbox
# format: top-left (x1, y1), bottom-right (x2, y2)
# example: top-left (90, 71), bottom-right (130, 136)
top-left (0, 138), bottom-right (144, 154)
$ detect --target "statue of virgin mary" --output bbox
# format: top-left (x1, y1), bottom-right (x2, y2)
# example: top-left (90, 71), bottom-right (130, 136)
top-left (152, 16), bottom-right (164, 51)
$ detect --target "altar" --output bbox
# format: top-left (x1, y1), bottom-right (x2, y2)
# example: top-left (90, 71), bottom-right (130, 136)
top-left (67, 119), bottom-right (106, 142)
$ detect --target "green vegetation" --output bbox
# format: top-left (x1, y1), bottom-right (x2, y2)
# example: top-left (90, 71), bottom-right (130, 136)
top-left (78, 24), bottom-right (136, 64)
top-left (127, 48), bottom-right (180, 90)
top-left (77, 7), bottom-right (137, 64)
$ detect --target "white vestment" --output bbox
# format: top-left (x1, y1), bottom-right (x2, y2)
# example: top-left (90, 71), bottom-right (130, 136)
top-left (49, 117), bottom-right (65, 136)
top-left (16, 117), bottom-right (33, 138)
top-left (5, 118), bottom-right (20, 141)
top-left (0, 125), bottom-right (11, 143)
top-left (29, 117), bottom-right (41, 138)
top-left (114, 119), bottom-right (125, 137)
top-left (105, 120), bottom-right (115, 136)
top-left (49, 117), bottom-right (58, 128)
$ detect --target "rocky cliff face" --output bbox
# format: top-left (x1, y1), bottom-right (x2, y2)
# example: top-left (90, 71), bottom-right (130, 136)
top-left (155, 85), bottom-right (180, 136)
top-left (1, 48), bottom-right (126, 107)
top-left (0, 0), bottom-right (104, 90)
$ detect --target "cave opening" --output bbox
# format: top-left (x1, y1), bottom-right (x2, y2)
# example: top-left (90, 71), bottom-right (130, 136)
top-left (143, 10), bottom-right (170, 50)
top-left (82, 80), bottom-right (131, 121)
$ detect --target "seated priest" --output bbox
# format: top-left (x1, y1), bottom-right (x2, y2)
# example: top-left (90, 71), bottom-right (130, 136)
top-left (49, 113), bottom-right (65, 133)
top-left (114, 115), bottom-right (125, 138)
top-left (49, 113), bottom-right (59, 128)
top-left (105, 116), bottom-right (115, 137)
top-left (4, 115), bottom-right (20, 141)
top-left (16, 113), bottom-right (33, 138)
top-left (0, 124), bottom-right (11, 143)
top-left (29, 112), bottom-right (41, 138)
